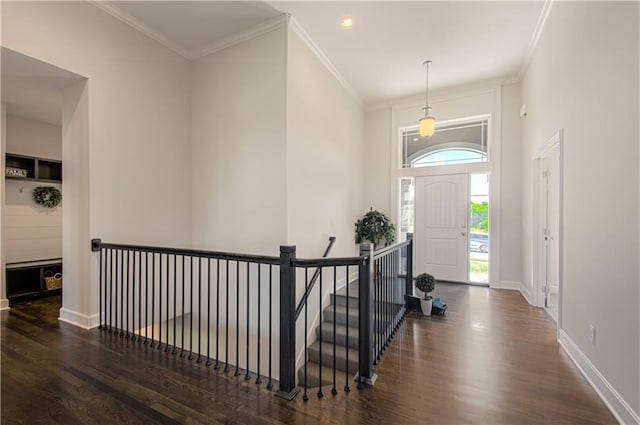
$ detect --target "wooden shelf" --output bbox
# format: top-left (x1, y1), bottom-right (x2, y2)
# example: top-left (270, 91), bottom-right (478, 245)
top-left (6, 261), bottom-right (62, 305)
top-left (5, 153), bottom-right (62, 183)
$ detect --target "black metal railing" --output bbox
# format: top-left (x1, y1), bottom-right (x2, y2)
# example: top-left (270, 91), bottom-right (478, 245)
top-left (91, 234), bottom-right (414, 402)
top-left (93, 239), bottom-right (280, 389)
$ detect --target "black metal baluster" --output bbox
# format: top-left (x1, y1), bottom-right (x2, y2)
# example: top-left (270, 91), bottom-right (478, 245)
top-left (131, 250), bottom-right (136, 341)
top-left (373, 257), bottom-right (377, 362)
top-left (303, 267), bottom-right (308, 402)
top-left (137, 251), bottom-right (142, 342)
top-left (158, 254), bottom-right (163, 350)
top-left (206, 258), bottom-right (211, 366)
top-left (318, 268), bottom-right (323, 398)
top-left (224, 259), bottom-right (230, 373)
top-left (150, 253), bottom-right (156, 347)
top-left (197, 258), bottom-right (202, 363)
top-left (332, 265), bottom-right (337, 395)
top-left (99, 248), bottom-right (103, 329)
top-left (165, 254), bottom-right (170, 352)
top-left (189, 257), bottom-right (194, 360)
top-left (345, 265), bottom-right (351, 393)
top-left (256, 264), bottom-right (262, 385)
top-left (144, 252), bottom-right (149, 344)
top-left (235, 261), bottom-right (240, 376)
top-left (385, 253), bottom-right (389, 349)
top-left (215, 259), bottom-right (220, 369)
top-left (109, 249), bottom-right (114, 332)
top-left (124, 250), bottom-right (129, 338)
top-left (181, 255), bottom-right (185, 357)
top-left (245, 262), bottom-right (250, 380)
top-left (267, 264), bottom-right (273, 389)
top-left (173, 255), bottom-right (178, 354)
top-left (119, 249), bottom-right (124, 337)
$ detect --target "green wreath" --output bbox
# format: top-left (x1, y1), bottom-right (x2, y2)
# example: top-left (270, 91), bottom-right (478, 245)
top-left (32, 186), bottom-right (62, 208)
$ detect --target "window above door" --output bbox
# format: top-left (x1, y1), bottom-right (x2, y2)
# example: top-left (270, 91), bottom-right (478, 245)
top-left (401, 118), bottom-right (489, 169)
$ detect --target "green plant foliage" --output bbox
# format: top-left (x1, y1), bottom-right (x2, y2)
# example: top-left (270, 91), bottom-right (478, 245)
top-left (354, 208), bottom-right (396, 247)
top-left (32, 186), bottom-right (62, 208)
top-left (470, 201), bottom-right (489, 231)
top-left (415, 273), bottom-right (436, 299)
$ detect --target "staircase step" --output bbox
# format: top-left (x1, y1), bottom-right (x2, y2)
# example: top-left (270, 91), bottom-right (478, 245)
top-left (323, 304), bottom-right (358, 327)
top-left (330, 292), bottom-right (359, 308)
top-left (307, 340), bottom-right (359, 372)
top-left (297, 361), bottom-right (356, 389)
top-left (316, 323), bottom-right (359, 349)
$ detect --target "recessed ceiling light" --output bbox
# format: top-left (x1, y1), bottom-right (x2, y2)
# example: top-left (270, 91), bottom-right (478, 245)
top-left (341, 16), bottom-right (353, 28)
top-left (412, 137), bottom-right (419, 142)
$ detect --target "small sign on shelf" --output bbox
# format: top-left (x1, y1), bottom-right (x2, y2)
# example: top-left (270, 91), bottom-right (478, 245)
top-left (6, 167), bottom-right (28, 178)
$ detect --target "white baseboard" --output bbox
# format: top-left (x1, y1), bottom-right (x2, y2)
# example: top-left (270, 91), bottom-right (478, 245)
top-left (496, 280), bottom-right (521, 290)
top-left (558, 329), bottom-right (640, 425)
top-left (59, 308), bottom-right (100, 330)
top-left (519, 283), bottom-right (533, 305)
top-left (0, 298), bottom-right (10, 311)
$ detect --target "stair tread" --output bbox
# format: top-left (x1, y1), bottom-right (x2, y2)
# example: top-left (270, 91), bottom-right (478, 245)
top-left (297, 361), bottom-right (356, 390)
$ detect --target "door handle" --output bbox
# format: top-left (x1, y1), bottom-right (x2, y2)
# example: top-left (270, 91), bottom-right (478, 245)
top-left (461, 232), bottom-right (466, 236)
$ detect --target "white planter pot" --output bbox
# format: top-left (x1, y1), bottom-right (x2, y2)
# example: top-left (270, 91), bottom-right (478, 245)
top-left (420, 298), bottom-right (432, 316)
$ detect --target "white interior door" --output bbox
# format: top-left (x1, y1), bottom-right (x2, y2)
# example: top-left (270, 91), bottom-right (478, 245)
top-left (544, 151), bottom-right (560, 317)
top-left (414, 174), bottom-right (469, 282)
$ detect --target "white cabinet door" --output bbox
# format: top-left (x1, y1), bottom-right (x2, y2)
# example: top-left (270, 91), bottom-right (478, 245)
top-left (414, 174), bottom-right (469, 282)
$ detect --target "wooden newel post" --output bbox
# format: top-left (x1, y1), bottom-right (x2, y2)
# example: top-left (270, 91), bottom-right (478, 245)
top-left (357, 243), bottom-right (377, 387)
top-left (276, 245), bottom-right (301, 400)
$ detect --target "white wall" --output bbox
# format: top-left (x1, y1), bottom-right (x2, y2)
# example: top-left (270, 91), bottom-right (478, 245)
top-left (2, 1), bottom-right (192, 326)
top-left (4, 115), bottom-right (62, 263)
top-left (191, 27), bottom-right (288, 255)
top-left (6, 115), bottom-right (61, 160)
top-left (499, 82), bottom-right (522, 287)
top-left (286, 28), bottom-right (365, 258)
top-left (521, 2), bottom-right (639, 420)
top-left (364, 107), bottom-right (392, 216)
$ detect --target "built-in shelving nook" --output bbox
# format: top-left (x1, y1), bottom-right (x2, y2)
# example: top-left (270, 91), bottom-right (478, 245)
top-left (4, 114), bottom-right (63, 305)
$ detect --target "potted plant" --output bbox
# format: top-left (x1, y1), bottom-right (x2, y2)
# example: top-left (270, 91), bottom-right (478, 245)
top-left (415, 273), bottom-right (436, 316)
top-left (354, 208), bottom-right (396, 250)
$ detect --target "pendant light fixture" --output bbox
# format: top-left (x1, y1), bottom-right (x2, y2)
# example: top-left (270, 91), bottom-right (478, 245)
top-left (419, 60), bottom-right (435, 138)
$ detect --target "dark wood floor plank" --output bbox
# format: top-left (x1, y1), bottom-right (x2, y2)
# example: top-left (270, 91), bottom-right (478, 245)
top-left (1, 286), bottom-right (617, 424)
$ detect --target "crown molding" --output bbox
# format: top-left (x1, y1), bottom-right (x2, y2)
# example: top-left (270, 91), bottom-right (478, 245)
top-left (89, 1), bottom-right (192, 59)
top-left (191, 14), bottom-right (290, 60)
top-left (288, 16), bottom-right (365, 109)
top-left (366, 77), bottom-right (511, 113)
top-left (89, 2), bottom-right (290, 61)
top-left (519, 0), bottom-right (554, 79)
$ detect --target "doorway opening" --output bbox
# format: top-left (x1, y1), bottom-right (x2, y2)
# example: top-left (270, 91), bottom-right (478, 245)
top-left (1, 48), bottom-right (88, 324)
top-left (533, 131), bottom-right (562, 323)
top-left (469, 173), bottom-right (489, 284)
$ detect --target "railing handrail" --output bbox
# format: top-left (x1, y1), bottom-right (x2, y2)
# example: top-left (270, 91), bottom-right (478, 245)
top-left (93, 240), bottom-right (280, 265)
top-left (372, 239), bottom-right (412, 259)
top-left (293, 236), bottom-right (337, 321)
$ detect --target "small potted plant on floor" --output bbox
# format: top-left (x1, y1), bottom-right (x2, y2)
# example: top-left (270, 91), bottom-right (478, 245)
top-left (415, 273), bottom-right (436, 316)
top-left (354, 208), bottom-right (396, 250)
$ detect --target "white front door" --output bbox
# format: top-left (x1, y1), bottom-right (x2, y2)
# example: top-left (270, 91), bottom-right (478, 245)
top-left (414, 174), bottom-right (469, 282)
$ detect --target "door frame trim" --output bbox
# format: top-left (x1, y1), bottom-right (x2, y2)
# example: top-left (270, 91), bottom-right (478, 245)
top-left (532, 130), bottom-right (563, 329)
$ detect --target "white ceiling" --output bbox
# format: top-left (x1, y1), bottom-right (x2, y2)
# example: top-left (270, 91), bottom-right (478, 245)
top-left (97, 1), bottom-right (545, 105)
top-left (1, 48), bottom-right (85, 125)
top-left (272, 1), bottom-right (545, 104)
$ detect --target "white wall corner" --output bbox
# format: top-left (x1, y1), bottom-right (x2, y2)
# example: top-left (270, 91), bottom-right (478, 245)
top-left (519, 282), bottom-right (533, 305)
top-left (559, 330), bottom-right (640, 425)
top-left (287, 16), bottom-right (365, 109)
top-left (0, 299), bottom-right (10, 311)
top-left (59, 307), bottom-right (100, 330)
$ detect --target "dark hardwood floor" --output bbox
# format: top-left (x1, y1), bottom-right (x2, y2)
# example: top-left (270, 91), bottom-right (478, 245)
top-left (1, 284), bottom-right (616, 424)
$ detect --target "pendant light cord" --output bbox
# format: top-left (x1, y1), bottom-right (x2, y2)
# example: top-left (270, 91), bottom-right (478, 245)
top-left (424, 60), bottom-right (431, 117)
